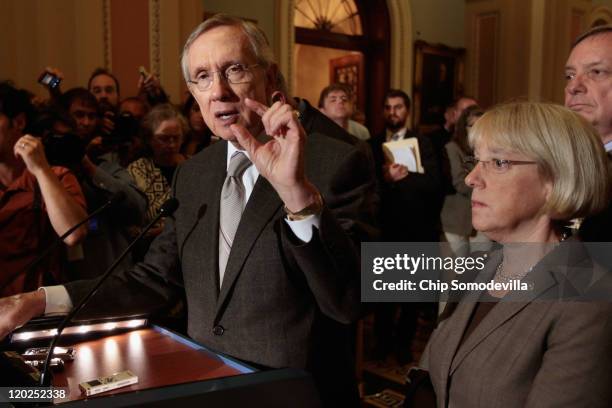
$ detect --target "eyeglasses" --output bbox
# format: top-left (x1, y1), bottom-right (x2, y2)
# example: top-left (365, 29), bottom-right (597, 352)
top-left (463, 156), bottom-right (537, 174)
top-left (187, 63), bottom-right (260, 91)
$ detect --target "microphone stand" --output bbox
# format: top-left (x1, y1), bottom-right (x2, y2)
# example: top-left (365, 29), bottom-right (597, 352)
top-left (0, 192), bottom-right (126, 293)
top-left (38, 198), bottom-right (179, 386)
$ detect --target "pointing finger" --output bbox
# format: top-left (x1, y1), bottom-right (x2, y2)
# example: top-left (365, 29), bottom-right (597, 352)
top-left (245, 98), bottom-right (269, 117)
top-left (230, 124), bottom-right (261, 155)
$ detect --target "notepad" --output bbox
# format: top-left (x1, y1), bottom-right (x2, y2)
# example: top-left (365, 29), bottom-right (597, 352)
top-left (382, 137), bottom-right (425, 173)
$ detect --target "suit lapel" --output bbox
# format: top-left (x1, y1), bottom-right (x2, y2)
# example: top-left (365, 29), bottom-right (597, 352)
top-left (189, 142), bottom-right (227, 304)
top-left (437, 251), bottom-right (500, 393)
top-left (449, 252), bottom-right (561, 376)
top-left (214, 175), bottom-right (282, 319)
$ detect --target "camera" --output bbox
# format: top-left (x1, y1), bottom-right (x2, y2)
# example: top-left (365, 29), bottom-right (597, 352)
top-left (37, 71), bottom-right (61, 89)
top-left (30, 109), bottom-right (85, 169)
top-left (43, 131), bottom-right (86, 169)
top-left (102, 111), bottom-right (140, 148)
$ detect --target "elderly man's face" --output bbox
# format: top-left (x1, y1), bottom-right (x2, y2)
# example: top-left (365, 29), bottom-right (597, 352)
top-left (187, 25), bottom-right (271, 142)
top-left (565, 33), bottom-right (612, 139)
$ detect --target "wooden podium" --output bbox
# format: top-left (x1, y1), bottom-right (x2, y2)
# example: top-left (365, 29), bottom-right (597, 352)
top-left (2, 324), bottom-right (320, 407)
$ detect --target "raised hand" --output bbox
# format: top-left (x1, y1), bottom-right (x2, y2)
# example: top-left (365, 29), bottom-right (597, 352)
top-left (230, 98), bottom-right (319, 212)
top-left (14, 135), bottom-right (51, 176)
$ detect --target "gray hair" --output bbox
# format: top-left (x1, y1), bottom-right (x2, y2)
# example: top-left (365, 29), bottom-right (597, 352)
top-left (180, 14), bottom-right (275, 83)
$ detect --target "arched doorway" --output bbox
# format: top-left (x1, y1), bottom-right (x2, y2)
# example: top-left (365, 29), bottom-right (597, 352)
top-left (291, 0), bottom-right (390, 133)
top-left (275, 0), bottom-right (414, 132)
top-left (588, 6), bottom-right (612, 28)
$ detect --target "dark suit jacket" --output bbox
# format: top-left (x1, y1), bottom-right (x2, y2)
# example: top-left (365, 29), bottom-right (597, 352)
top-left (421, 240), bottom-right (612, 407)
top-left (66, 133), bottom-right (374, 405)
top-left (369, 131), bottom-right (443, 242)
top-left (297, 98), bottom-right (380, 241)
top-left (579, 151), bottom-right (612, 242)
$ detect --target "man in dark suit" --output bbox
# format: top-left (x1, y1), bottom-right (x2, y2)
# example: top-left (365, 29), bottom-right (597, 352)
top-left (564, 25), bottom-right (612, 243)
top-left (0, 15), bottom-right (374, 406)
top-left (368, 89), bottom-right (442, 364)
top-left (369, 89), bottom-right (442, 242)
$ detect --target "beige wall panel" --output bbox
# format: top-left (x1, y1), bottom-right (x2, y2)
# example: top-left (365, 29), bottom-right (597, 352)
top-left (37, 0), bottom-right (78, 91)
top-left (498, 0), bottom-right (530, 102)
top-left (474, 12), bottom-right (499, 107)
top-left (411, 0), bottom-right (465, 48)
top-left (74, 0), bottom-right (106, 86)
top-left (0, 0), bottom-right (106, 96)
top-left (110, 0), bottom-right (150, 99)
top-left (158, 0), bottom-right (182, 104)
top-left (466, 0), bottom-right (531, 105)
top-left (540, 0), bottom-right (591, 103)
top-left (0, 0), bottom-right (18, 84)
top-left (466, 0), bottom-right (500, 103)
top-left (528, 0), bottom-right (546, 100)
top-left (178, 0), bottom-right (205, 100)
top-left (12, 1), bottom-right (40, 93)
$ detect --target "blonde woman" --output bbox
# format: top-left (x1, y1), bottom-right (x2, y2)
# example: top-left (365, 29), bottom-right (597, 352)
top-left (408, 102), bottom-right (612, 408)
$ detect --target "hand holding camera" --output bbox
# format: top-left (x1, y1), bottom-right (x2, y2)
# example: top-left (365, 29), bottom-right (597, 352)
top-left (138, 66), bottom-right (168, 105)
top-left (37, 67), bottom-right (64, 98)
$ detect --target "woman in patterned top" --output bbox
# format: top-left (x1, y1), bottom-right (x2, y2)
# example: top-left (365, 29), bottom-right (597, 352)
top-left (128, 103), bottom-right (187, 258)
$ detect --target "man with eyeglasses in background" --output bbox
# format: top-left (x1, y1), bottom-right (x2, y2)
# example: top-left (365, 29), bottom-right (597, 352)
top-left (0, 14), bottom-right (374, 407)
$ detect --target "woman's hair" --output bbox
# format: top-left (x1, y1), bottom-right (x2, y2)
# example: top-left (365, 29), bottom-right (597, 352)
top-left (141, 103), bottom-right (189, 152)
top-left (469, 101), bottom-right (609, 220)
top-left (453, 105), bottom-right (483, 155)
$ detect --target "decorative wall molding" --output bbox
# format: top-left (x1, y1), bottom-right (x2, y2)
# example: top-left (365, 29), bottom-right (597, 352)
top-left (275, 0), bottom-right (295, 95)
top-left (103, 0), bottom-right (112, 69)
top-left (587, 5), bottom-right (612, 27)
top-left (387, 0), bottom-right (413, 95)
top-left (149, 0), bottom-right (161, 76)
top-left (277, 0), bottom-right (411, 99)
top-left (473, 11), bottom-right (499, 107)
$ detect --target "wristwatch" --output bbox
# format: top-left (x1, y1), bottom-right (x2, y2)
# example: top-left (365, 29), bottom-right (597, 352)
top-left (284, 192), bottom-right (323, 221)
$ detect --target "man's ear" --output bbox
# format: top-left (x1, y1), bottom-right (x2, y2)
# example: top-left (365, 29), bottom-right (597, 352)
top-left (11, 113), bottom-right (26, 133)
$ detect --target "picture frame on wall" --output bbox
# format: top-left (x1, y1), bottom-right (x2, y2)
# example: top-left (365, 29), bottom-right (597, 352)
top-left (329, 53), bottom-right (365, 114)
top-left (413, 40), bottom-right (465, 134)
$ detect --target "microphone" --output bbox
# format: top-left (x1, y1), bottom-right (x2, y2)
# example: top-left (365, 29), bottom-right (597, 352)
top-left (38, 198), bottom-right (179, 386)
top-left (0, 191), bottom-right (127, 293)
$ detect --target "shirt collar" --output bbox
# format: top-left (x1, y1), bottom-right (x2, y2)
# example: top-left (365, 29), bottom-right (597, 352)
top-left (226, 141), bottom-right (252, 171)
top-left (385, 127), bottom-right (408, 141)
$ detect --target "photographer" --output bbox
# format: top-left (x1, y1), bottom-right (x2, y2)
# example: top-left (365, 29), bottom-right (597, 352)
top-left (0, 81), bottom-right (87, 296)
top-left (56, 88), bottom-right (147, 280)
